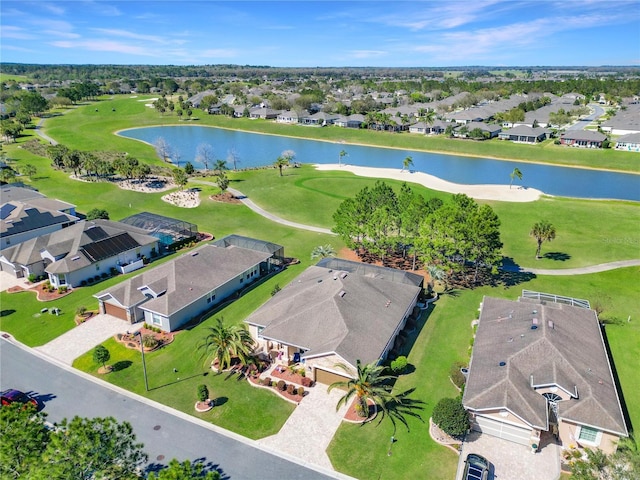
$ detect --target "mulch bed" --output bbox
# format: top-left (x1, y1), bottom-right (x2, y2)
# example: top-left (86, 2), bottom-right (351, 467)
top-left (344, 398), bottom-right (377, 423)
top-left (209, 192), bottom-right (242, 204)
top-left (270, 366), bottom-right (312, 386)
top-left (6, 283), bottom-right (72, 302)
top-left (248, 375), bottom-right (305, 403)
top-left (115, 328), bottom-right (176, 351)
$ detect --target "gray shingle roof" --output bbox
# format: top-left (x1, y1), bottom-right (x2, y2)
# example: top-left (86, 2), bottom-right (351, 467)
top-left (245, 260), bottom-right (422, 368)
top-left (463, 296), bottom-right (628, 436)
top-left (0, 201), bottom-right (77, 236)
top-left (97, 243), bottom-right (273, 316)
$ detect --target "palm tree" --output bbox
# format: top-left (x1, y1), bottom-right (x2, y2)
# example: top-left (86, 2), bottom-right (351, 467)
top-left (510, 167), bottom-right (523, 189)
top-left (274, 155), bottom-right (289, 176)
top-left (380, 387), bottom-right (425, 435)
top-left (311, 244), bottom-right (336, 260)
top-left (426, 265), bottom-right (446, 292)
top-left (530, 220), bottom-right (556, 259)
top-left (328, 360), bottom-right (394, 418)
top-left (339, 149), bottom-right (347, 167)
top-left (402, 156), bottom-right (413, 172)
top-left (197, 317), bottom-right (255, 372)
top-left (213, 159), bottom-right (227, 176)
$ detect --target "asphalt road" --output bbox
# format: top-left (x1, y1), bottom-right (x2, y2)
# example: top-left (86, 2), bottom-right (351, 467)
top-left (0, 338), bottom-right (342, 480)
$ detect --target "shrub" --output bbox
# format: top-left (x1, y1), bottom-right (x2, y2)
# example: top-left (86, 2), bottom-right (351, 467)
top-left (87, 277), bottom-right (94, 284)
top-left (277, 380), bottom-right (286, 391)
top-left (101, 272), bottom-right (108, 279)
top-left (57, 286), bottom-right (67, 294)
top-left (390, 355), bottom-right (408, 374)
top-left (110, 267), bottom-right (118, 276)
top-left (271, 381), bottom-right (277, 387)
top-left (143, 323), bottom-right (150, 330)
top-left (297, 386), bottom-right (304, 396)
top-left (301, 377), bottom-right (313, 387)
top-left (450, 361), bottom-right (467, 389)
top-left (263, 377), bottom-right (271, 386)
top-left (286, 384), bottom-right (296, 395)
top-left (142, 334), bottom-right (158, 349)
top-left (81, 280), bottom-right (87, 286)
top-left (432, 397), bottom-right (469, 437)
top-left (271, 284), bottom-right (281, 296)
top-left (28, 273), bottom-right (37, 283)
top-left (197, 384), bottom-right (209, 402)
top-left (76, 306), bottom-right (87, 316)
top-left (93, 275), bottom-right (100, 282)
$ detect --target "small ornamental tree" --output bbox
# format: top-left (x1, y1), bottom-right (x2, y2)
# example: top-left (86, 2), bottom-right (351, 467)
top-left (197, 384), bottom-right (209, 402)
top-left (432, 397), bottom-right (469, 437)
top-left (93, 345), bottom-right (110, 370)
top-left (86, 208), bottom-right (109, 220)
top-left (390, 356), bottom-right (408, 374)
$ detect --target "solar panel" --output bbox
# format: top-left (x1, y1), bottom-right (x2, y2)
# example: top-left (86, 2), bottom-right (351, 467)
top-left (81, 232), bottom-right (140, 262)
top-left (0, 204), bottom-right (16, 220)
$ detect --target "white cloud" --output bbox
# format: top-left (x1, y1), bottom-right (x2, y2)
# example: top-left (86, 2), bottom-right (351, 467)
top-left (0, 25), bottom-right (36, 40)
top-left (90, 28), bottom-right (165, 44)
top-left (39, 2), bottom-right (65, 16)
top-left (349, 50), bottom-right (387, 59)
top-left (50, 40), bottom-right (159, 57)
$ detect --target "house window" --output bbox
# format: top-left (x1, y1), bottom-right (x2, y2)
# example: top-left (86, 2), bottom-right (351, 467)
top-left (151, 313), bottom-right (162, 326)
top-left (577, 426), bottom-right (601, 446)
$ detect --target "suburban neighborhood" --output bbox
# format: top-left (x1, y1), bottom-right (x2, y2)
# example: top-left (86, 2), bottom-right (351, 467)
top-left (0, 2), bottom-right (639, 479)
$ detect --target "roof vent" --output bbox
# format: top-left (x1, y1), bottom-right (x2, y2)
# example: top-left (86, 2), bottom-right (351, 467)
top-left (71, 256), bottom-right (80, 261)
top-left (340, 272), bottom-right (348, 279)
top-left (317, 279), bottom-right (323, 283)
top-left (499, 361), bottom-right (506, 367)
top-left (339, 290), bottom-right (346, 297)
top-left (191, 251), bottom-right (198, 256)
top-left (548, 320), bottom-right (554, 329)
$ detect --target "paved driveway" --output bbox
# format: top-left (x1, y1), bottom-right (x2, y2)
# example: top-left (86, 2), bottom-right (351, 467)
top-left (35, 313), bottom-right (142, 365)
top-left (0, 271), bottom-right (29, 292)
top-left (456, 431), bottom-right (561, 480)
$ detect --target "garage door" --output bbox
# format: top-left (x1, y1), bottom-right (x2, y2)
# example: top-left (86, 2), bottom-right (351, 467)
top-left (314, 368), bottom-right (352, 388)
top-left (104, 302), bottom-right (128, 321)
top-left (472, 415), bottom-right (532, 446)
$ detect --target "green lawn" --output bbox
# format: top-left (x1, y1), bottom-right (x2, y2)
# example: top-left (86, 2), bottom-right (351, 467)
top-left (38, 95), bottom-right (640, 172)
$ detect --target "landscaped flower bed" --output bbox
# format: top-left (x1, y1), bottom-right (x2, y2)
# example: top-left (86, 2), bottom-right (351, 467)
top-left (249, 375), bottom-right (306, 404)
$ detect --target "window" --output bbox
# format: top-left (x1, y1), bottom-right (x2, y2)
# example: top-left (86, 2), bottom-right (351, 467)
top-left (577, 426), bottom-right (601, 445)
top-left (151, 313), bottom-right (162, 326)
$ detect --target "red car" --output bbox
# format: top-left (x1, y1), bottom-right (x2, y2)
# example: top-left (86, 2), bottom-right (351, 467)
top-left (0, 389), bottom-right (38, 408)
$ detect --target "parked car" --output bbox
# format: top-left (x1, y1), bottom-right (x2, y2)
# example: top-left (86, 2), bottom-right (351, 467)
top-left (463, 453), bottom-right (489, 480)
top-left (0, 389), bottom-right (38, 408)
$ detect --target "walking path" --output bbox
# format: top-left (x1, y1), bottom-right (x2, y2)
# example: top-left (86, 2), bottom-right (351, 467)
top-left (35, 118), bottom-right (58, 145)
top-left (256, 365), bottom-right (349, 470)
top-left (35, 314), bottom-right (142, 365)
top-left (192, 179), bottom-right (639, 276)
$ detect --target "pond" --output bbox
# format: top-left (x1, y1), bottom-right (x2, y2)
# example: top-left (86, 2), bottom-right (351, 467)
top-left (118, 126), bottom-right (640, 202)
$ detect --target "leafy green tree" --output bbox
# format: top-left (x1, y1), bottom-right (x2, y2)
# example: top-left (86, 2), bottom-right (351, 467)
top-left (328, 359), bottom-right (394, 418)
top-left (47, 144), bottom-right (70, 168)
top-left (197, 317), bottom-right (255, 372)
top-left (63, 149), bottom-right (83, 178)
top-left (19, 163), bottom-right (37, 180)
top-left (92, 345), bottom-right (111, 370)
top-left (37, 416), bottom-right (147, 480)
top-left (86, 208), bottom-right (109, 220)
top-left (172, 168), bottom-right (189, 190)
top-left (530, 220), bottom-right (556, 259)
top-left (18, 91), bottom-right (48, 115)
top-left (0, 120), bottom-right (23, 142)
top-left (311, 244), bottom-right (336, 260)
top-left (216, 171), bottom-right (229, 193)
top-left (402, 155), bottom-right (413, 172)
top-left (0, 403), bottom-right (49, 479)
top-left (148, 459), bottom-right (220, 480)
top-left (213, 159), bottom-right (227, 175)
top-left (509, 167), bottom-right (523, 189)
top-left (0, 167), bottom-right (17, 183)
top-left (131, 162), bottom-right (151, 183)
top-left (184, 161), bottom-right (195, 175)
top-left (431, 397), bottom-right (469, 437)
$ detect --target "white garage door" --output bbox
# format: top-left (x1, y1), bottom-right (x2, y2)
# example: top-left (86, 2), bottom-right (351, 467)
top-left (472, 415), bottom-right (532, 446)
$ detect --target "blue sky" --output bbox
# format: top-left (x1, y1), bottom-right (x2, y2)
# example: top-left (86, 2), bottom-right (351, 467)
top-left (2, 1), bottom-right (639, 67)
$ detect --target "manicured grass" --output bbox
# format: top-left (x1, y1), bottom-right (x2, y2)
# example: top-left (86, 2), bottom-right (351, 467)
top-left (40, 95), bottom-right (640, 172)
top-left (327, 267), bottom-right (640, 480)
top-left (73, 271), bottom-right (301, 439)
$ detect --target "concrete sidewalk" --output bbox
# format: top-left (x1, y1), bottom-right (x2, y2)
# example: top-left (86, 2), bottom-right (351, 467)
top-left (35, 314), bottom-right (141, 365)
top-left (256, 366), bottom-right (350, 470)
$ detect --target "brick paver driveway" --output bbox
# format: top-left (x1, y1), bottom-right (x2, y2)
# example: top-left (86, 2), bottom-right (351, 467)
top-left (456, 431), bottom-right (561, 480)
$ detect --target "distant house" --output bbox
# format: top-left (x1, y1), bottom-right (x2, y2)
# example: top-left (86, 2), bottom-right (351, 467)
top-left (409, 122), bottom-right (429, 134)
top-left (245, 258), bottom-right (423, 385)
top-left (1, 186), bottom-right (78, 250)
top-left (95, 235), bottom-right (284, 331)
top-left (0, 220), bottom-right (158, 286)
top-left (498, 125), bottom-right (551, 143)
top-left (614, 132), bottom-right (640, 152)
top-left (334, 114), bottom-right (365, 129)
top-left (600, 104), bottom-right (640, 135)
top-left (249, 107), bottom-right (280, 120)
top-left (301, 111), bottom-right (340, 126)
top-left (559, 130), bottom-right (606, 148)
top-left (276, 110), bottom-right (304, 124)
top-left (453, 121), bottom-right (501, 139)
top-left (463, 293), bottom-right (628, 454)
top-left (426, 120), bottom-right (447, 134)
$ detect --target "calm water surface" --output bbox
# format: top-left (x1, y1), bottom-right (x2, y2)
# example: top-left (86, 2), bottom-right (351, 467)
top-left (118, 126), bottom-right (640, 202)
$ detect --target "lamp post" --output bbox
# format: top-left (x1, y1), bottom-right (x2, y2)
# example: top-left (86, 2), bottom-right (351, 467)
top-left (133, 330), bottom-right (149, 391)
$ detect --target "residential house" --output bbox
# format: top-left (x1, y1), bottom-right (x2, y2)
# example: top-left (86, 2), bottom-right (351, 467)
top-left (453, 122), bottom-right (501, 139)
top-left (559, 130), bottom-right (606, 148)
top-left (0, 219), bottom-right (158, 286)
top-left (95, 235), bottom-right (283, 331)
top-left (409, 122), bottom-right (429, 134)
top-left (1, 186), bottom-right (78, 250)
top-left (334, 114), bottom-right (365, 129)
top-left (301, 111), bottom-right (340, 126)
top-left (249, 107), bottom-right (280, 120)
top-left (276, 110), bottom-right (304, 124)
top-left (245, 258), bottom-right (423, 385)
top-left (600, 104), bottom-right (640, 135)
top-left (498, 125), bottom-right (551, 143)
top-left (118, 212), bottom-right (198, 251)
top-left (463, 293), bottom-right (628, 454)
top-left (615, 132), bottom-right (640, 152)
